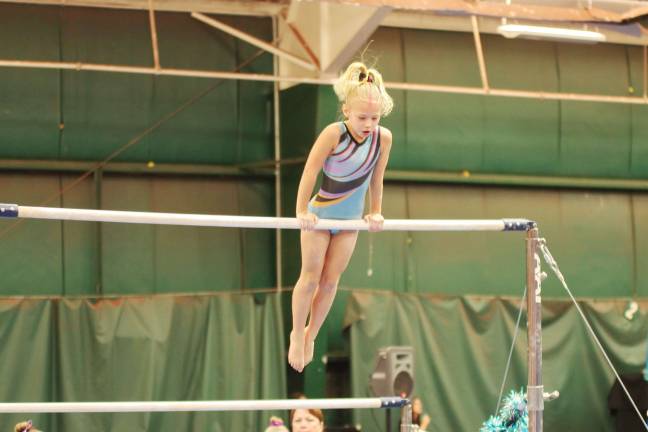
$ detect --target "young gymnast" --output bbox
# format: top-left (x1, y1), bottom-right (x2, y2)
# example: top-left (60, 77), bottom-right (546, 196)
top-left (288, 61), bottom-right (394, 372)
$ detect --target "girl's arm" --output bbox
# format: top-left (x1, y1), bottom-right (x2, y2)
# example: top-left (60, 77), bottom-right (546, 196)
top-left (295, 124), bottom-right (339, 225)
top-left (365, 127), bottom-right (392, 230)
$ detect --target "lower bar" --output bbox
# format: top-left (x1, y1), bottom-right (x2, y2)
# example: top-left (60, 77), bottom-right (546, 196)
top-left (0, 397), bottom-right (408, 414)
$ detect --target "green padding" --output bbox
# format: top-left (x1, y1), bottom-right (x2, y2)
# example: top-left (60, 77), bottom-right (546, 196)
top-left (635, 195), bottom-right (648, 298)
top-left (301, 28), bottom-right (646, 178)
top-left (0, 4), bottom-right (273, 164)
top-left (234, 16), bottom-right (275, 165)
top-left (61, 174), bottom-right (100, 296)
top-left (556, 45), bottom-right (632, 177)
top-left (631, 105), bottom-right (648, 175)
top-left (345, 292), bottom-right (648, 431)
top-left (342, 188), bottom-right (410, 292)
top-left (0, 173), bottom-right (275, 296)
top-left (339, 184), bottom-right (641, 298)
top-left (0, 174), bottom-right (64, 295)
top-left (0, 293), bottom-right (286, 432)
top-left (400, 30), bottom-right (484, 172)
top-left (480, 38), bottom-right (561, 174)
top-left (0, 4), bottom-right (61, 159)
top-left (57, 9), bottom-right (273, 164)
top-left (100, 176), bottom-right (275, 294)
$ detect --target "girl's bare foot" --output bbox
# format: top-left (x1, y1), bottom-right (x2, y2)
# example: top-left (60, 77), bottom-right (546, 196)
top-left (304, 328), bottom-right (316, 367)
top-left (288, 330), bottom-right (306, 372)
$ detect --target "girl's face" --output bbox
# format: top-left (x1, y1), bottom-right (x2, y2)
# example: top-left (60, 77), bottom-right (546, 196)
top-left (343, 99), bottom-right (381, 140)
top-left (291, 409), bottom-right (324, 432)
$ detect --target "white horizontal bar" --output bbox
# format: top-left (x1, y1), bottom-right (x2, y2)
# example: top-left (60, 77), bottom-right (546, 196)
top-left (0, 397), bottom-right (405, 413)
top-left (0, 205), bottom-right (534, 232)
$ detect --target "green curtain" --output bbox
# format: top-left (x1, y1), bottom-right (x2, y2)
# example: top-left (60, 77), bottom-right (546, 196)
top-left (345, 291), bottom-right (648, 431)
top-left (0, 292), bottom-right (286, 432)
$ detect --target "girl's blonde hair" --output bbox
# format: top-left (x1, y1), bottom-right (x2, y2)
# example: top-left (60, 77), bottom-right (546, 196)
top-left (333, 62), bottom-right (393, 116)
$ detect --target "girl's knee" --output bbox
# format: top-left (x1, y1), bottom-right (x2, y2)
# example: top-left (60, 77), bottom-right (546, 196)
top-left (298, 272), bottom-right (321, 292)
top-left (318, 278), bottom-right (339, 294)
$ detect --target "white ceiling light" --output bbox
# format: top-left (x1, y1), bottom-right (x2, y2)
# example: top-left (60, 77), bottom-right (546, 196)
top-left (497, 24), bottom-right (607, 43)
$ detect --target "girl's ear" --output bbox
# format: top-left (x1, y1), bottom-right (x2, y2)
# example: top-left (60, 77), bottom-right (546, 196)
top-left (341, 103), bottom-right (349, 118)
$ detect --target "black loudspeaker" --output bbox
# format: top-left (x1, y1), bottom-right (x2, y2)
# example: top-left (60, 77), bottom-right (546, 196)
top-left (608, 373), bottom-right (648, 432)
top-left (369, 346), bottom-right (414, 397)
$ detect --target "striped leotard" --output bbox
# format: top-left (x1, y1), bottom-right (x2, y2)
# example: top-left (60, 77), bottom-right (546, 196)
top-left (307, 122), bottom-right (381, 223)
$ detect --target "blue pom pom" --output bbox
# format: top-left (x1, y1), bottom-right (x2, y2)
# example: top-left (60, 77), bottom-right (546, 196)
top-left (480, 389), bottom-right (528, 432)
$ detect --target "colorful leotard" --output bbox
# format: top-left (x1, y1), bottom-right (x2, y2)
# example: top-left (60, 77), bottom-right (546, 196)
top-left (307, 122), bottom-right (381, 223)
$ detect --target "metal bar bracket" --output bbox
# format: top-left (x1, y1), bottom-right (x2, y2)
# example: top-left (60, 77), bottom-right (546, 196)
top-left (527, 385), bottom-right (545, 411)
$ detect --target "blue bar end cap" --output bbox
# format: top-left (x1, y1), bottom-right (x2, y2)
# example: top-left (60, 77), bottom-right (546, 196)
top-left (0, 204), bottom-right (18, 218)
top-left (380, 397), bottom-right (410, 408)
top-left (503, 219), bottom-right (537, 231)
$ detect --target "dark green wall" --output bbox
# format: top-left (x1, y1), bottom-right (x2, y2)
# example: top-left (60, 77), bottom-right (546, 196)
top-left (0, 3), bottom-right (274, 164)
top-left (0, 173), bottom-right (276, 295)
top-left (0, 4), bottom-right (277, 295)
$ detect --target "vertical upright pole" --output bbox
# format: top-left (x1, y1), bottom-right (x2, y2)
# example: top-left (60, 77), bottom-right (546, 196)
top-left (526, 227), bottom-right (543, 432)
top-left (400, 402), bottom-right (413, 431)
top-left (272, 16), bottom-right (283, 291)
top-left (94, 168), bottom-right (103, 295)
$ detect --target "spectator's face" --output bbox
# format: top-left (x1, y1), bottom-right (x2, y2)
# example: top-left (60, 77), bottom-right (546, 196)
top-left (291, 409), bottom-right (323, 432)
top-left (413, 398), bottom-right (422, 414)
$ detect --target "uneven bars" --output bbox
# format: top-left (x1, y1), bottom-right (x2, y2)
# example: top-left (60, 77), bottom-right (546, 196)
top-left (0, 204), bottom-right (535, 232)
top-left (0, 397), bottom-right (408, 414)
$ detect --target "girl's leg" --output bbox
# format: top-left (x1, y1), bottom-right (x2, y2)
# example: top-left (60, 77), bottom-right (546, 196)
top-left (304, 230), bottom-right (359, 366)
top-left (288, 229), bottom-right (331, 372)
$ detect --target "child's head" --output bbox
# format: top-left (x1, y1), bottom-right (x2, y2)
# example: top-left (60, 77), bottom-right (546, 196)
top-left (334, 62), bottom-right (393, 139)
top-left (14, 420), bottom-right (41, 432)
top-left (334, 62), bottom-right (393, 118)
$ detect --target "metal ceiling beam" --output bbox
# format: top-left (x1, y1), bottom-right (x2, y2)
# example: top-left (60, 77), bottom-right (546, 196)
top-left (1, 58), bottom-right (647, 105)
top-left (147, 0), bottom-right (160, 70)
top-left (277, 0), bottom-right (390, 87)
top-left (191, 11), bottom-right (317, 71)
top-left (0, 0), bottom-right (285, 16)
top-left (2, 0), bottom-right (647, 45)
top-left (319, 2), bottom-right (392, 74)
top-left (471, 15), bottom-right (490, 93)
top-left (4, 0), bottom-right (648, 23)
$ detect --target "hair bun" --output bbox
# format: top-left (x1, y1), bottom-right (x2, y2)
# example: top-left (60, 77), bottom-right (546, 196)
top-left (333, 62), bottom-right (394, 116)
